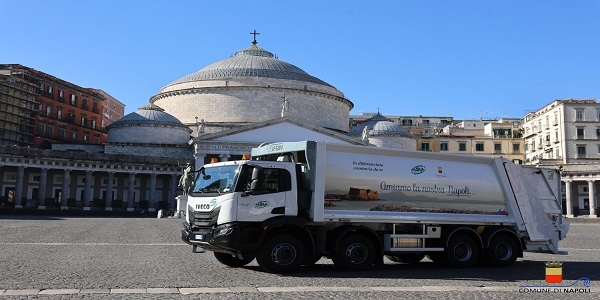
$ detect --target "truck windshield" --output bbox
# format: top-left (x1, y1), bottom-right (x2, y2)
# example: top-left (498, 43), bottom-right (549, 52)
top-left (192, 165), bottom-right (240, 194)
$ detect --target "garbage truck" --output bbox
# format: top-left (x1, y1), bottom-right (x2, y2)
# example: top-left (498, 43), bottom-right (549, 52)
top-left (181, 141), bottom-right (569, 273)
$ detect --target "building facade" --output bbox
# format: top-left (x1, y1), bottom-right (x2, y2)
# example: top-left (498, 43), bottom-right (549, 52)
top-left (523, 99), bottom-right (600, 218)
top-left (0, 66), bottom-right (38, 146)
top-left (95, 89), bottom-right (125, 129)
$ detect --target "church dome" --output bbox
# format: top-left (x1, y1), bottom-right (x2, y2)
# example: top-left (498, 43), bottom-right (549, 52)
top-left (107, 104), bottom-right (191, 144)
top-left (150, 37), bottom-right (352, 132)
top-left (107, 104), bottom-right (188, 129)
top-left (164, 44), bottom-right (334, 88)
top-left (349, 113), bottom-right (413, 137)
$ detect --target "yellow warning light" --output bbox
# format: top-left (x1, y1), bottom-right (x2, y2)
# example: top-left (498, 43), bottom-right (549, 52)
top-left (242, 154), bottom-right (250, 160)
top-left (210, 158), bottom-right (219, 163)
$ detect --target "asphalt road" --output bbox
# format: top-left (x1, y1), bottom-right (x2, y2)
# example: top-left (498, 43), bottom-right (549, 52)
top-left (0, 215), bottom-right (598, 299)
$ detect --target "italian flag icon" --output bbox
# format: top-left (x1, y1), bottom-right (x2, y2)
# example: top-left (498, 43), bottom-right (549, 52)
top-left (545, 262), bottom-right (563, 283)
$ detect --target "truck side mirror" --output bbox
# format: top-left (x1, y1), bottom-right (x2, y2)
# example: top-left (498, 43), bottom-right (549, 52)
top-left (249, 166), bottom-right (264, 193)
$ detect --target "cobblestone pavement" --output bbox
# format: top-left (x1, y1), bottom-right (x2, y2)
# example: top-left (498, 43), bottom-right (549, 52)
top-left (0, 215), bottom-right (598, 299)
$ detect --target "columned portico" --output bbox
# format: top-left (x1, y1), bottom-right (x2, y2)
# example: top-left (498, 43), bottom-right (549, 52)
top-left (14, 166), bottom-right (24, 209)
top-left (61, 169), bottom-right (71, 210)
top-left (83, 171), bottom-right (93, 210)
top-left (589, 180), bottom-right (597, 218)
top-left (37, 168), bottom-right (48, 209)
top-left (564, 179), bottom-right (573, 218)
top-left (105, 172), bottom-right (114, 211)
top-left (149, 173), bottom-right (157, 212)
top-left (127, 173), bottom-right (135, 211)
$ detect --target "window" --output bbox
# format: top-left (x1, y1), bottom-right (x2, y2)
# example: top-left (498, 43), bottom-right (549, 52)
top-left (91, 119), bottom-right (97, 130)
top-left (57, 107), bottom-right (62, 120)
top-left (46, 125), bottom-right (54, 138)
top-left (71, 131), bottom-right (78, 142)
top-left (555, 148), bottom-right (560, 158)
top-left (81, 116), bottom-right (87, 127)
top-left (440, 142), bottom-right (449, 151)
top-left (577, 127), bottom-right (584, 139)
top-left (38, 123), bottom-right (45, 135)
top-left (531, 141), bottom-right (535, 149)
top-left (58, 128), bottom-right (65, 140)
top-left (597, 128), bottom-right (600, 138)
top-left (577, 145), bottom-right (586, 158)
top-left (512, 143), bottom-right (520, 154)
top-left (475, 143), bottom-right (484, 151)
top-left (58, 90), bottom-right (64, 101)
top-left (459, 142), bottom-right (467, 151)
top-left (93, 101), bottom-right (98, 112)
top-left (70, 94), bottom-right (77, 106)
top-left (494, 144), bottom-right (502, 154)
top-left (94, 137), bottom-right (100, 144)
top-left (402, 119), bottom-right (413, 126)
top-left (524, 143), bottom-right (529, 152)
top-left (45, 105), bottom-right (52, 116)
top-left (576, 109), bottom-right (584, 121)
top-left (420, 142), bottom-right (430, 151)
top-left (83, 134), bottom-right (89, 143)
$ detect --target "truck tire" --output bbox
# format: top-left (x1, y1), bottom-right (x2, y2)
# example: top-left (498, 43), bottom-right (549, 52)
top-left (386, 253), bottom-right (425, 264)
top-left (484, 234), bottom-right (519, 267)
top-left (213, 252), bottom-right (254, 268)
top-left (444, 234), bottom-right (480, 268)
top-left (256, 234), bottom-right (304, 273)
top-left (332, 235), bottom-right (376, 271)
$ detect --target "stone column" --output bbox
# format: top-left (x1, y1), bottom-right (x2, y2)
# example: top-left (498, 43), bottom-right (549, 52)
top-left (127, 173), bottom-right (135, 211)
top-left (149, 173), bottom-right (157, 212)
top-left (83, 171), bottom-right (93, 210)
top-left (170, 174), bottom-right (178, 210)
top-left (105, 172), bottom-right (114, 211)
top-left (564, 179), bottom-right (573, 218)
top-left (61, 169), bottom-right (71, 209)
top-left (589, 180), bottom-right (597, 218)
top-left (37, 168), bottom-right (48, 209)
top-left (14, 166), bottom-right (25, 209)
top-left (220, 154), bottom-right (231, 162)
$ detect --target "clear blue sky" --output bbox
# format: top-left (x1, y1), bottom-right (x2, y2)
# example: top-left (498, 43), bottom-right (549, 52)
top-left (3, 1), bottom-right (599, 120)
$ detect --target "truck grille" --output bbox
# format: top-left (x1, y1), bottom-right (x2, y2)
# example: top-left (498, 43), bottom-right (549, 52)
top-left (189, 207), bottom-right (220, 227)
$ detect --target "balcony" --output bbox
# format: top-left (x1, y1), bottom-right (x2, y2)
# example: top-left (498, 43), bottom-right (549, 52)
top-left (493, 150), bottom-right (503, 154)
top-left (577, 154), bottom-right (587, 159)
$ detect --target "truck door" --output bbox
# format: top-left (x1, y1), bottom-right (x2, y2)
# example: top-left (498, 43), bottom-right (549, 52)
top-left (236, 165), bottom-right (293, 222)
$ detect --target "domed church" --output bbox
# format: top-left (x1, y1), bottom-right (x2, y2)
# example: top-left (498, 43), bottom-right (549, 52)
top-left (149, 32), bottom-right (367, 169)
top-left (150, 34), bottom-right (353, 134)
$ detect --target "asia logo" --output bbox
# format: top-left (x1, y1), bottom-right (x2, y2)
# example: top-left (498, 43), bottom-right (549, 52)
top-left (518, 262), bottom-right (591, 294)
top-left (411, 165), bottom-right (425, 175)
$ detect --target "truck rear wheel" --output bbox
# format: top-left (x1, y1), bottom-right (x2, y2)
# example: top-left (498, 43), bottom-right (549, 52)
top-left (213, 252), bottom-right (254, 268)
top-left (484, 234), bottom-right (519, 267)
top-left (332, 235), bottom-right (376, 271)
top-left (256, 234), bottom-right (304, 273)
top-left (444, 234), bottom-right (480, 268)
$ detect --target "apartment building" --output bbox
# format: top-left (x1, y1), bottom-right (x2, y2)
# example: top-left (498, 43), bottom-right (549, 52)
top-left (523, 99), bottom-right (599, 217)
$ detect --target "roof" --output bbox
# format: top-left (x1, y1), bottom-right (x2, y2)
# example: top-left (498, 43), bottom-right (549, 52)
top-left (107, 103), bottom-right (190, 130)
top-left (349, 113), bottom-right (413, 137)
top-left (163, 43), bottom-right (335, 88)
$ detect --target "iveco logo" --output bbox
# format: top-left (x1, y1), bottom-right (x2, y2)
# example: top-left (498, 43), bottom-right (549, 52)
top-left (411, 165), bottom-right (426, 175)
top-left (268, 144), bottom-right (283, 152)
top-left (196, 204), bottom-right (210, 210)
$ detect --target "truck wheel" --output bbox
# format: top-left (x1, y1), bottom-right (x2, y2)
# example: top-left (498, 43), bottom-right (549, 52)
top-left (256, 234), bottom-right (304, 273)
top-left (484, 234), bottom-right (519, 267)
top-left (213, 252), bottom-right (254, 268)
top-left (444, 234), bottom-right (480, 268)
top-left (386, 253), bottom-right (425, 264)
top-left (332, 235), bottom-right (376, 271)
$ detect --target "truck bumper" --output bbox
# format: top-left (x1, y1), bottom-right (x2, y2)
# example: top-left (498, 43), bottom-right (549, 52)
top-left (181, 222), bottom-right (245, 254)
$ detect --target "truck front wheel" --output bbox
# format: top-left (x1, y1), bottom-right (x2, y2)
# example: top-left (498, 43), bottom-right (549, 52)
top-left (444, 234), bottom-right (480, 268)
top-left (332, 235), bottom-right (376, 271)
top-left (214, 252), bottom-right (254, 268)
top-left (483, 234), bottom-right (519, 267)
top-left (256, 234), bottom-right (304, 273)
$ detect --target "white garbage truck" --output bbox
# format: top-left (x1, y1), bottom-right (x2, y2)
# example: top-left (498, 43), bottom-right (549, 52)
top-left (181, 141), bottom-right (569, 273)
